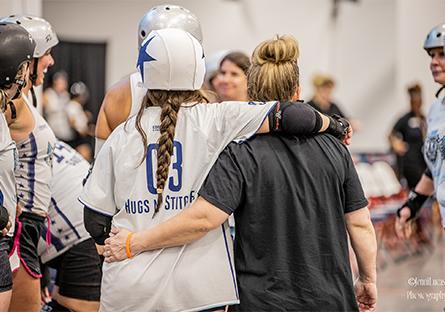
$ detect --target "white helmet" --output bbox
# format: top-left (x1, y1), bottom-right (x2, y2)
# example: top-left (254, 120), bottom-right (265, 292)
top-left (423, 23), bottom-right (445, 51)
top-left (0, 15), bottom-right (58, 57)
top-left (138, 4), bottom-right (202, 47)
top-left (137, 28), bottom-right (205, 91)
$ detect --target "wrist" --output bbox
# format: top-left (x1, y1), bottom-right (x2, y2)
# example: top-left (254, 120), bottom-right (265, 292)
top-left (130, 231), bottom-right (144, 256)
top-left (359, 274), bottom-right (376, 284)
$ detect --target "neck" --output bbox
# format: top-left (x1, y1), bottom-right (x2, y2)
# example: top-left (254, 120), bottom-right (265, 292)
top-left (313, 94), bottom-right (329, 108)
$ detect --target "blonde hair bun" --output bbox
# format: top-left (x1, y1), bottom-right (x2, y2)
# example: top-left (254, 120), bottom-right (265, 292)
top-left (252, 35), bottom-right (299, 65)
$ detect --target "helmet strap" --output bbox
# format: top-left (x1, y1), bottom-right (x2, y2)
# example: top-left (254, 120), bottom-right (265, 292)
top-left (8, 101), bottom-right (17, 120)
top-left (30, 58), bottom-right (39, 86)
top-left (435, 86), bottom-right (445, 98)
top-left (29, 58), bottom-right (39, 107)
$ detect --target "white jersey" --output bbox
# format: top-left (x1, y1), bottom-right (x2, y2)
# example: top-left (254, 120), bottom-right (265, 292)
top-left (66, 100), bottom-right (89, 134)
top-left (0, 114), bottom-right (17, 236)
top-left (80, 101), bottom-right (276, 312)
top-left (129, 72), bottom-right (146, 118)
top-left (16, 97), bottom-right (56, 217)
top-left (424, 97), bottom-right (445, 226)
top-left (38, 141), bottom-right (90, 263)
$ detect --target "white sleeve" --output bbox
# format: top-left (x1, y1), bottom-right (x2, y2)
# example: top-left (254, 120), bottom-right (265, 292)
top-left (193, 101), bottom-right (276, 151)
top-left (79, 133), bottom-right (118, 217)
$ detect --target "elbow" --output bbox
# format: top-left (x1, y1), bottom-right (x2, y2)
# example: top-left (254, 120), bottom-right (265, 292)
top-left (196, 219), bottom-right (219, 234)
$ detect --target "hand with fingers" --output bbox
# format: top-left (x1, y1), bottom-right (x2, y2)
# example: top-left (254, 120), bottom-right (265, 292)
top-left (395, 190), bottom-right (428, 240)
top-left (395, 207), bottom-right (413, 239)
top-left (354, 280), bottom-right (377, 312)
top-left (1, 216), bottom-right (12, 236)
top-left (343, 126), bottom-right (353, 145)
top-left (104, 227), bottom-right (132, 263)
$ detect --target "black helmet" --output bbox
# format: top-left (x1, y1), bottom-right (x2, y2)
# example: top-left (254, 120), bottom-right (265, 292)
top-left (0, 23), bottom-right (35, 88)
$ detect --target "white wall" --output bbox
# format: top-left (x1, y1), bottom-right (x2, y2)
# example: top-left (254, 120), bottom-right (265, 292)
top-left (42, 0), bottom-right (445, 152)
top-left (0, 0), bottom-right (41, 16)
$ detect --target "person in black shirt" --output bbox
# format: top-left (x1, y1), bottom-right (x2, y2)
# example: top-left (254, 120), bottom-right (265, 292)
top-left (104, 35), bottom-right (377, 311)
top-left (389, 84), bottom-right (426, 188)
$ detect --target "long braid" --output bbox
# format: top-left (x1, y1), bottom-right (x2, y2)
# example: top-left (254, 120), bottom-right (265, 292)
top-left (134, 89), bottom-right (208, 217)
top-left (154, 97), bottom-right (180, 216)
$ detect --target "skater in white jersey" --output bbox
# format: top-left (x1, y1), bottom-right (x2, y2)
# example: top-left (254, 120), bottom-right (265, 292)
top-left (0, 15), bottom-right (58, 312)
top-left (38, 141), bottom-right (101, 312)
top-left (80, 28), bottom-right (350, 312)
top-left (396, 23), bottom-right (445, 237)
top-left (0, 22), bottom-right (35, 312)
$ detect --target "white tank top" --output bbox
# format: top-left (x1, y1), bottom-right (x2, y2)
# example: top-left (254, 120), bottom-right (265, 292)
top-left (0, 114), bottom-right (17, 236)
top-left (38, 141), bottom-right (90, 263)
top-left (129, 72), bottom-right (147, 118)
top-left (16, 97), bottom-right (56, 217)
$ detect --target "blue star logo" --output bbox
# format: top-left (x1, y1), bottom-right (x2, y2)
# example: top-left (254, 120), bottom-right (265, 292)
top-left (137, 36), bottom-right (156, 83)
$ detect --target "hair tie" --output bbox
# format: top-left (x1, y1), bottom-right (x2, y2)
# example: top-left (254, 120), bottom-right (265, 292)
top-left (156, 188), bottom-right (163, 194)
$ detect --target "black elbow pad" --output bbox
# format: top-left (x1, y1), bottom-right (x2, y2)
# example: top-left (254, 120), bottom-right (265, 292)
top-left (83, 206), bottom-right (112, 245)
top-left (424, 168), bottom-right (433, 180)
top-left (269, 101), bottom-right (319, 135)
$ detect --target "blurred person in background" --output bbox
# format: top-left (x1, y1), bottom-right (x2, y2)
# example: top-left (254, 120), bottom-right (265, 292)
top-left (308, 73), bottom-right (347, 117)
top-left (389, 83), bottom-right (426, 189)
top-left (42, 71), bottom-right (73, 142)
top-left (203, 50), bottom-right (229, 102)
top-left (217, 51), bottom-right (250, 102)
top-left (396, 23), bottom-right (445, 239)
top-left (66, 81), bottom-right (94, 162)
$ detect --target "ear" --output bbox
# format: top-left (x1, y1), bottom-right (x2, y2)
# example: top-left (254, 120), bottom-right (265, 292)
top-left (291, 86), bottom-right (301, 101)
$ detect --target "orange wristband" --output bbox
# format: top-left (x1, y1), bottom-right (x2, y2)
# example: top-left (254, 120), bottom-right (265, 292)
top-left (125, 232), bottom-right (134, 259)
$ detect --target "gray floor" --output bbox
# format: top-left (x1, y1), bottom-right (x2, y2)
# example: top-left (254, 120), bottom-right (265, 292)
top-left (377, 238), bottom-right (445, 311)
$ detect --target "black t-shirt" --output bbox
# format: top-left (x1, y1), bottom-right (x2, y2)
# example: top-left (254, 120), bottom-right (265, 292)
top-left (308, 99), bottom-right (346, 118)
top-left (199, 134), bottom-right (367, 312)
top-left (392, 111), bottom-right (426, 173)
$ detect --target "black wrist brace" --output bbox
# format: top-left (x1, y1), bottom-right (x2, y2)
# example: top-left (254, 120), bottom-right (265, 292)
top-left (396, 190), bottom-right (428, 221)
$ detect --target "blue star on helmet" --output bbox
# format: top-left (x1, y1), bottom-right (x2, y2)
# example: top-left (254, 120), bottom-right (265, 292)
top-left (137, 36), bottom-right (157, 83)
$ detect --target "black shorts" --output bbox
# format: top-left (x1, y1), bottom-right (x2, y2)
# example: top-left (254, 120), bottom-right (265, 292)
top-left (47, 238), bottom-right (102, 301)
top-left (12, 212), bottom-right (46, 278)
top-left (0, 236), bottom-right (12, 292)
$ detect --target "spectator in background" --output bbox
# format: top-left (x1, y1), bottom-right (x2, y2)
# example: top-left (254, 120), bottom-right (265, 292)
top-left (203, 50), bottom-right (229, 102)
top-left (66, 82), bottom-right (94, 162)
top-left (389, 84), bottom-right (426, 189)
top-left (42, 71), bottom-right (74, 141)
top-left (217, 51), bottom-right (250, 101)
top-left (308, 73), bottom-right (347, 117)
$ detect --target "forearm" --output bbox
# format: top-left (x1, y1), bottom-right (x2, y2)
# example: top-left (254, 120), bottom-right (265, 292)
top-left (414, 173), bottom-right (435, 196)
top-left (347, 209), bottom-right (377, 283)
top-left (131, 198), bottom-right (224, 254)
top-left (319, 112), bottom-right (329, 132)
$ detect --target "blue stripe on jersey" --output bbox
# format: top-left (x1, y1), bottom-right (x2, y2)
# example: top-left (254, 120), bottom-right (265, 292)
top-left (221, 224), bottom-right (239, 299)
top-left (41, 226), bottom-right (65, 251)
top-left (51, 198), bottom-right (81, 239)
top-left (24, 133), bottom-right (38, 211)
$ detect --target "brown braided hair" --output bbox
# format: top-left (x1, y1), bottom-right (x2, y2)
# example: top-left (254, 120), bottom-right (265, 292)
top-left (134, 89), bottom-right (208, 217)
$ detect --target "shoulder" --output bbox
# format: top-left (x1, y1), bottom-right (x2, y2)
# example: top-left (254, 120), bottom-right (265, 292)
top-left (102, 76), bottom-right (132, 129)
